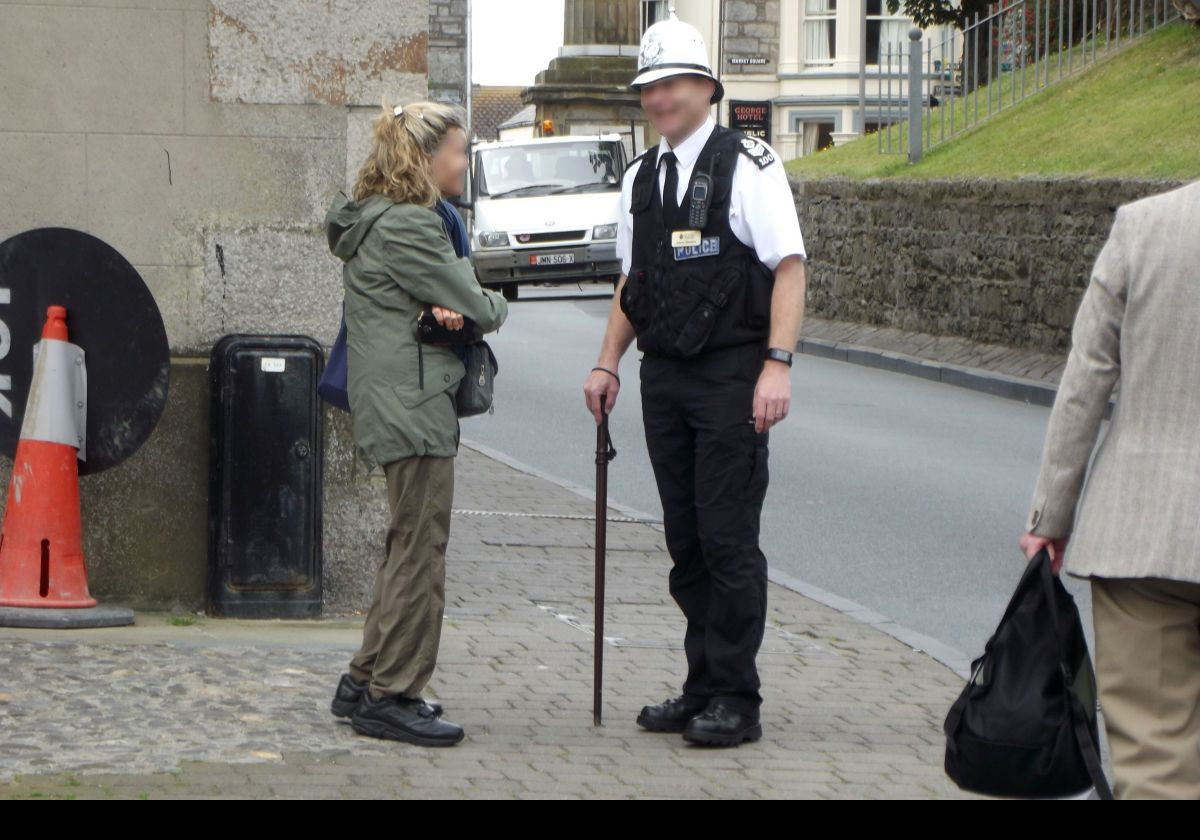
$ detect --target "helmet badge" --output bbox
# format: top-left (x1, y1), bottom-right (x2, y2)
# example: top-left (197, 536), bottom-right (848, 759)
top-left (640, 32), bottom-right (665, 69)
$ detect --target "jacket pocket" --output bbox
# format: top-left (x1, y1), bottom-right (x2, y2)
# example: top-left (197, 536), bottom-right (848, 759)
top-left (620, 269), bottom-right (650, 329)
top-left (392, 346), bottom-right (464, 410)
top-left (672, 266), bottom-right (739, 357)
top-left (744, 432), bottom-right (769, 498)
top-left (390, 378), bottom-right (460, 456)
top-left (394, 374), bottom-right (461, 410)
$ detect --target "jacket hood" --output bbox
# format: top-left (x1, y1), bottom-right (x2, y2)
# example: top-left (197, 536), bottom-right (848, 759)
top-left (325, 191), bottom-right (394, 261)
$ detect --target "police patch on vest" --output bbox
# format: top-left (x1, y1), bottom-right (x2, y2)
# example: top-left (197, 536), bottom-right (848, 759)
top-left (673, 236), bottom-right (721, 261)
top-left (738, 137), bottom-right (775, 169)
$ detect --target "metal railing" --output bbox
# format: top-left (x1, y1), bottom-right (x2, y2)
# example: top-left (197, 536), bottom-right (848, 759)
top-left (875, 0), bottom-right (1183, 160)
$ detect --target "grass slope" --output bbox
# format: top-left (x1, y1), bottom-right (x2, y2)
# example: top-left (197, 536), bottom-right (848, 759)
top-left (785, 21), bottom-right (1200, 180)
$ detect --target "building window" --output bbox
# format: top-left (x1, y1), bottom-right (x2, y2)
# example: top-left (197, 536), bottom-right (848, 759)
top-left (866, 0), bottom-right (912, 64)
top-left (642, 0), bottom-right (669, 32)
top-left (802, 121), bottom-right (836, 154)
top-left (803, 0), bottom-right (837, 65)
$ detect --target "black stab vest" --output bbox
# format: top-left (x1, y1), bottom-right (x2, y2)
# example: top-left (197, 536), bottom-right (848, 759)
top-left (618, 124), bottom-right (774, 359)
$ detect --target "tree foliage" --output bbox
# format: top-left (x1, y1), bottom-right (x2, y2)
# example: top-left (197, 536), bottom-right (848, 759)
top-left (884, 0), bottom-right (994, 29)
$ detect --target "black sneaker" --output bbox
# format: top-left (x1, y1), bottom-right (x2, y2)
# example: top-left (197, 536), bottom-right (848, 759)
top-left (635, 694), bottom-right (710, 733)
top-left (331, 673), bottom-right (442, 720)
top-left (350, 692), bottom-right (465, 747)
top-left (682, 700), bottom-right (762, 747)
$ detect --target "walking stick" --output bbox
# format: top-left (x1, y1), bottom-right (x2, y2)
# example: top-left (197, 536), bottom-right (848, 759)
top-left (594, 396), bottom-right (617, 726)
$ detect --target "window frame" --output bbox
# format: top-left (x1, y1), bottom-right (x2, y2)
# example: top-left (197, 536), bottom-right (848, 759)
top-left (865, 0), bottom-right (914, 67)
top-left (802, 0), bottom-right (839, 67)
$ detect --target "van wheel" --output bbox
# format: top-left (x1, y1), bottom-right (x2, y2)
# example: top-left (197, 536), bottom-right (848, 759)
top-left (502, 283), bottom-right (519, 301)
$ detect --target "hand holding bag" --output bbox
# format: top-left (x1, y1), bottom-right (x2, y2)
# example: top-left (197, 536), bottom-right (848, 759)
top-left (413, 307), bottom-right (498, 418)
top-left (943, 548), bottom-right (1113, 799)
top-left (416, 307), bottom-right (483, 346)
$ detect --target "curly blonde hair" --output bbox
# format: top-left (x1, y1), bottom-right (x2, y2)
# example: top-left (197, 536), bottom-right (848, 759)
top-left (352, 99), bottom-right (467, 207)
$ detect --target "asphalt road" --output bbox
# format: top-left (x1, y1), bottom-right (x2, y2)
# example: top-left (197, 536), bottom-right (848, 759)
top-left (461, 283), bottom-right (1095, 665)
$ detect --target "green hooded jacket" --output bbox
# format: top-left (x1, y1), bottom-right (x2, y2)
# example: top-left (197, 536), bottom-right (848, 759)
top-left (325, 190), bottom-right (508, 467)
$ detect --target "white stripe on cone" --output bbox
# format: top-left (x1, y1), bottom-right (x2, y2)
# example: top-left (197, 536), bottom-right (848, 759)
top-left (22, 338), bottom-right (87, 461)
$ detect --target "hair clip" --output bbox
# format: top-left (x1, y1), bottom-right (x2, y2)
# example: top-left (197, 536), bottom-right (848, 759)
top-left (393, 104), bottom-right (427, 121)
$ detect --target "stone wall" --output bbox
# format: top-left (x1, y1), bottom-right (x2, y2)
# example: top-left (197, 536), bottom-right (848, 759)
top-left (429, 0), bottom-right (469, 106)
top-left (723, 0), bottom-right (780, 76)
top-left (791, 177), bottom-right (1191, 353)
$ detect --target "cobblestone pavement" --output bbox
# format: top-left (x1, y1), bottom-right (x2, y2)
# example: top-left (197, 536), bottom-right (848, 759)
top-left (0, 446), bottom-right (982, 799)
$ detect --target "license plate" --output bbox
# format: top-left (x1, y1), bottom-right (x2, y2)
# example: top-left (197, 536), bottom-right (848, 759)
top-left (530, 253), bottom-right (575, 266)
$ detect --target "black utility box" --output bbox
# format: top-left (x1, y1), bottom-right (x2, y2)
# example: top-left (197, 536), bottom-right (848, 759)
top-left (208, 335), bottom-right (324, 618)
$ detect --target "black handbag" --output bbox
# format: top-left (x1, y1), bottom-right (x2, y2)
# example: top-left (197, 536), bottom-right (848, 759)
top-left (454, 340), bottom-right (498, 418)
top-left (943, 549), bottom-right (1114, 799)
top-left (413, 309), bottom-right (497, 418)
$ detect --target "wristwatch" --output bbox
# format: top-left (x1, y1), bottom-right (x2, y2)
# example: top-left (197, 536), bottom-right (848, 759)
top-left (765, 347), bottom-right (793, 367)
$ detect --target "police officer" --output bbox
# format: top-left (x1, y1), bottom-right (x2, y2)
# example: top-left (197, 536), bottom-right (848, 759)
top-left (583, 11), bottom-right (807, 748)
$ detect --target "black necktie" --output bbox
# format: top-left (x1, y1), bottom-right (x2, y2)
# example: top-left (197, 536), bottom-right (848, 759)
top-left (661, 151), bottom-right (680, 228)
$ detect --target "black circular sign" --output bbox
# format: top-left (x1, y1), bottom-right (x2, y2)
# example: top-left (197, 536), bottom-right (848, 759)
top-left (0, 228), bottom-right (169, 474)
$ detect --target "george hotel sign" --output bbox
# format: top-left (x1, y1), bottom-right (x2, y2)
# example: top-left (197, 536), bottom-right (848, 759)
top-left (729, 100), bottom-right (772, 142)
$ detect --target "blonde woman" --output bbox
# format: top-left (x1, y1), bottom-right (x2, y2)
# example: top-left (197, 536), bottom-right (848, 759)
top-left (325, 100), bottom-right (507, 747)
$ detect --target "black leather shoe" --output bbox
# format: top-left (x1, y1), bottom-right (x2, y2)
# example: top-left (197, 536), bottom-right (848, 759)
top-left (636, 694), bottom-right (710, 732)
top-left (331, 673), bottom-right (442, 720)
top-left (350, 692), bottom-right (464, 747)
top-left (682, 700), bottom-right (762, 747)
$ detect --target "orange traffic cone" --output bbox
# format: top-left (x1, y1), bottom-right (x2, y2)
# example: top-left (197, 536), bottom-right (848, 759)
top-left (0, 305), bottom-right (94, 608)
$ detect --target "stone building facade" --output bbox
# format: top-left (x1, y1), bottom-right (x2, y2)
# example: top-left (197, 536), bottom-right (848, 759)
top-left (0, 0), bottom-right (468, 612)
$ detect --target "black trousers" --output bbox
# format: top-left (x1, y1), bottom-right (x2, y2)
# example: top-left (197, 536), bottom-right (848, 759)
top-left (639, 341), bottom-right (770, 713)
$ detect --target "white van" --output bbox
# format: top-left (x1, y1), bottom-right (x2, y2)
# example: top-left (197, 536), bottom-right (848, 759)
top-left (468, 134), bottom-right (627, 300)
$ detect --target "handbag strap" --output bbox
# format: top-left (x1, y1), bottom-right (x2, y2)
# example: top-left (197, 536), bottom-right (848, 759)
top-left (1066, 677), bottom-right (1115, 799)
top-left (943, 649), bottom-right (987, 741)
top-left (1037, 550), bottom-right (1115, 800)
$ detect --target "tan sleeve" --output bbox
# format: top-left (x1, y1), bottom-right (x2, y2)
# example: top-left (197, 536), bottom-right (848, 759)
top-left (1026, 206), bottom-right (1130, 536)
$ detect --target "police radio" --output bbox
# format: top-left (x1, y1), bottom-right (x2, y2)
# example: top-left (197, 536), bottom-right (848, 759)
top-left (686, 152), bottom-right (720, 230)
top-left (687, 174), bottom-right (711, 229)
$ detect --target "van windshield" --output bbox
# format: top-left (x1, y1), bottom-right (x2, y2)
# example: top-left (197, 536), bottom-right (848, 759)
top-left (476, 141), bottom-right (623, 199)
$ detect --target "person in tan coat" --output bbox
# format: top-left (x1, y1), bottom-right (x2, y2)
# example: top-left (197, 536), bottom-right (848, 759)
top-left (1020, 179), bottom-right (1200, 799)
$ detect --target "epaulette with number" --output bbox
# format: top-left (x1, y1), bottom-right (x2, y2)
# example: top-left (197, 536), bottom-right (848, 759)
top-left (734, 135), bottom-right (776, 169)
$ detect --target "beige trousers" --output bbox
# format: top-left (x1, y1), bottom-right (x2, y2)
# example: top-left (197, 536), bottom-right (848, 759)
top-left (348, 455), bottom-right (455, 702)
top-left (1091, 575), bottom-right (1200, 799)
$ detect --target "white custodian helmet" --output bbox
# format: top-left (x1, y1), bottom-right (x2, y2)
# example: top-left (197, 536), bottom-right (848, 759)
top-left (630, 8), bottom-right (724, 104)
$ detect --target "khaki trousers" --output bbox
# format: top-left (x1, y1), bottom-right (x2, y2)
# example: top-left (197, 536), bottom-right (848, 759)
top-left (348, 455), bottom-right (455, 702)
top-left (1091, 575), bottom-right (1200, 799)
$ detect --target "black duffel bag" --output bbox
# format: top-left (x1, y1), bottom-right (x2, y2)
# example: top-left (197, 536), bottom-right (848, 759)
top-left (943, 549), bottom-right (1114, 799)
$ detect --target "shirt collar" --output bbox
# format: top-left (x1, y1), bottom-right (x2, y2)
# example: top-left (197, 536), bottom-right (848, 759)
top-left (657, 114), bottom-right (716, 171)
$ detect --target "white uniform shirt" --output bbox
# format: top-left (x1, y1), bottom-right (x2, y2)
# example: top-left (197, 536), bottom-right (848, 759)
top-left (616, 114), bottom-right (806, 276)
